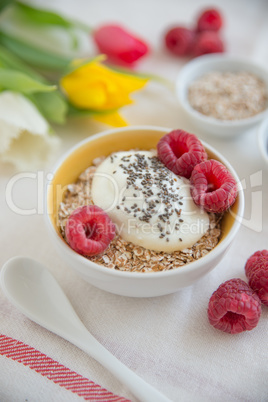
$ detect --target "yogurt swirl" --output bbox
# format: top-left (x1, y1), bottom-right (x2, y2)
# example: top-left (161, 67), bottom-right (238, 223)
top-left (91, 151), bottom-right (209, 252)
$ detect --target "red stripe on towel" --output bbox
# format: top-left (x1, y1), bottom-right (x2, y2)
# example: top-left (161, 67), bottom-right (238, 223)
top-left (0, 334), bottom-right (130, 401)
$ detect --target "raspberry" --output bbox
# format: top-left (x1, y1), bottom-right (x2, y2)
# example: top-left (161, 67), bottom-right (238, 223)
top-left (245, 250), bottom-right (268, 277)
top-left (190, 159), bottom-right (237, 213)
top-left (208, 278), bottom-right (261, 334)
top-left (65, 205), bottom-right (116, 256)
top-left (192, 31), bottom-right (224, 57)
top-left (157, 129), bottom-right (207, 179)
top-left (164, 27), bottom-right (196, 56)
top-left (245, 250), bottom-right (268, 306)
top-left (197, 8), bottom-right (223, 32)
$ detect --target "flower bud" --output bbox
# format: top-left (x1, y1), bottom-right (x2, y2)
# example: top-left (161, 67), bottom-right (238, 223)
top-left (93, 24), bottom-right (149, 66)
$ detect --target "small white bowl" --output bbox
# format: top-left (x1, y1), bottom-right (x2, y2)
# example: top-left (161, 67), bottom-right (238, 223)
top-left (176, 54), bottom-right (268, 138)
top-left (258, 116), bottom-right (268, 166)
top-left (46, 126), bottom-right (244, 297)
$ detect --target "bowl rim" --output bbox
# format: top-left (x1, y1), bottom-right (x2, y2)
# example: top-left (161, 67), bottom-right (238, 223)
top-left (258, 115), bottom-right (268, 164)
top-left (45, 125), bottom-right (245, 279)
top-left (176, 54), bottom-right (268, 128)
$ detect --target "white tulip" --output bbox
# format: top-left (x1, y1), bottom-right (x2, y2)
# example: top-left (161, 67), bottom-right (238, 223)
top-left (0, 91), bottom-right (60, 170)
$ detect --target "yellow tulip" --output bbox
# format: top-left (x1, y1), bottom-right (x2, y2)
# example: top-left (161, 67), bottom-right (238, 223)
top-left (60, 59), bottom-right (149, 126)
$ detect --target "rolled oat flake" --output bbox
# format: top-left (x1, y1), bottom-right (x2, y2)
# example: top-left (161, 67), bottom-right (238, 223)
top-left (188, 71), bottom-right (267, 120)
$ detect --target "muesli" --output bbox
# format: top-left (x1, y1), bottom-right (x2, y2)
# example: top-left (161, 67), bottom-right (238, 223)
top-left (58, 161), bottom-right (222, 272)
top-left (58, 130), bottom-right (236, 273)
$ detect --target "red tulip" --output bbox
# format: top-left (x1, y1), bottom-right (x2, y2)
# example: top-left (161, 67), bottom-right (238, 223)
top-left (93, 24), bottom-right (149, 66)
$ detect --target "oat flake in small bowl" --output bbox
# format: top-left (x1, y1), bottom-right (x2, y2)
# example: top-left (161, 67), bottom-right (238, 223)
top-left (188, 71), bottom-right (267, 121)
top-left (176, 55), bottom-right (268, 137)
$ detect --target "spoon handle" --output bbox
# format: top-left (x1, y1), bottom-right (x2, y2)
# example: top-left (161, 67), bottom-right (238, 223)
top-left (65, 325), bottom-right (171, 402)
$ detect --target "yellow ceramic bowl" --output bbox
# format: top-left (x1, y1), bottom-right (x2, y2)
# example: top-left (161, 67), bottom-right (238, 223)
top-left (46, 126), bottom-right (244, 297)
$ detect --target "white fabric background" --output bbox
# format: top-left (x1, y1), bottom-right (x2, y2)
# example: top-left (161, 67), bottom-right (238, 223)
top-left (0, 0), bottom-right (268, 401)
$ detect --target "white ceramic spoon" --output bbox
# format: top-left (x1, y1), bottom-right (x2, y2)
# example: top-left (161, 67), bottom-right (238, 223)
top-left (0, 256), bottom-right (171, 402)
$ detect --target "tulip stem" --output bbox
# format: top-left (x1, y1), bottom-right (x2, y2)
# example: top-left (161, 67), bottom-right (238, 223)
top-left (109, 64), bottom-right (174, 91)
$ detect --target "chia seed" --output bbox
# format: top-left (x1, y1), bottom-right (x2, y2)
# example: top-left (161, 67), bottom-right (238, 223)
top-left (116, 152), bottom-right (184, 240)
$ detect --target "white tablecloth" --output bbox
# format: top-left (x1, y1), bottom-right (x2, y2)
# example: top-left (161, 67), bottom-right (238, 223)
top-left (0, 0), bottom-right (268, 401)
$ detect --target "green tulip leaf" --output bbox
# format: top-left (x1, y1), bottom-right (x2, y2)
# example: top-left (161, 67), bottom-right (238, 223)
top-left (0, 69), bottom-right (56, 93)
top-left (14, 1), bottom-right (90, 31)
top-left (0, 45), bottom-right (45, 81)
top-left (13, 1), bottom-right (90, 49)
top-left (66, 102), bottom-right (120, 118)
top-left (30, 91), bottom-right (68, 124)
top-left (0, 0), bottom-right (14, 14)
top-left (0, 31), bottom-right (71, 70)
top-left (14, 1), bottom-right (72, 28)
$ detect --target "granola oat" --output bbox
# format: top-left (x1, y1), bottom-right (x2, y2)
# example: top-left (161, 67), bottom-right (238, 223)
top-left (58, 155), bottom-right (223, 273)
top-left (188, 71), bottom-right (267, 120)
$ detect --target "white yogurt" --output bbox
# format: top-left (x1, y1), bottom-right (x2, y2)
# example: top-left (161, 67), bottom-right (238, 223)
top-left (91, 151), bottom-right (209, 252)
